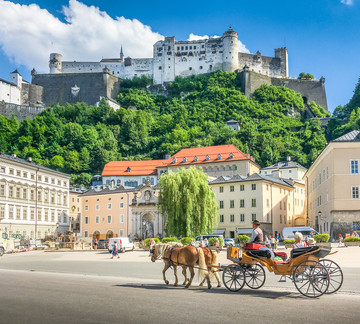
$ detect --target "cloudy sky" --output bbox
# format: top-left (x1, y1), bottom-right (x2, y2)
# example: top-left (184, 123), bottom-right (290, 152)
top-left (0, 0), bottom-right (359, 111)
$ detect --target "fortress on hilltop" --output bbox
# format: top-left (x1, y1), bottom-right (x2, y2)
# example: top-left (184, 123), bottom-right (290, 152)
top-left (46, 27), bottom-right (289, 83)
top-left (29, 27), bottom-right (328, 110)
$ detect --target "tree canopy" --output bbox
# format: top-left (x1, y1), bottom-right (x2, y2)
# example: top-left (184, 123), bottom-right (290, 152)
top-left (0, 71), bottom-right (338, 186)
top-left (158, 167), bottom-right (218, 237)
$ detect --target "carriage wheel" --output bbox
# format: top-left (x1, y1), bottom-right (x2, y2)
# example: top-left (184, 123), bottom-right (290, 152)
top-left (244, 264), bottom-right (266, 289)
top-left (318, 259), bottom-right (343, 294)
top-left (222, 265), bottom-right (245, 292)
top-left (293, 260), bottom-right (329, 298)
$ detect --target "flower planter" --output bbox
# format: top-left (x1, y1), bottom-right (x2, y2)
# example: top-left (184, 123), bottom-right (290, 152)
top-left (316, 242), bottom-right (331, 247)
top-left (344, 242), bottom-right (360, 247)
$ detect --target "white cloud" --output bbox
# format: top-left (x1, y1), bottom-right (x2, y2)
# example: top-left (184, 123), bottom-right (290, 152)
top-left (0, 0), bottom-right (163, 72)
top-left (188, 33), bottom-right (250, 53)
top-left (341, 0), bottom-right (353, 5)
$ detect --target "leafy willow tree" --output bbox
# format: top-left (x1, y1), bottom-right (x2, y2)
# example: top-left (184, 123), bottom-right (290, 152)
top-left (158, 167), bottom-right (219, 237)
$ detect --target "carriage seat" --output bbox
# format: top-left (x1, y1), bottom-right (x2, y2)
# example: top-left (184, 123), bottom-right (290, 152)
top-left (247, 249), bottom-right (272, 259)
top-left (290, 245), bottom-right (319, 259)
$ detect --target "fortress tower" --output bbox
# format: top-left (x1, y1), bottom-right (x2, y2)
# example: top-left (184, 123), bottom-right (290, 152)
top-left (49, 53), bottom-right (63, 74)
top-left (275, 47), bottom-right (288, 77)
top-left (222, 27), bottom-right (239, 72)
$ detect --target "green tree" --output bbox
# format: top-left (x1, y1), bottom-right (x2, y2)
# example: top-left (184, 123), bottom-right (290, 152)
top-left (158, 167), bottom-right (219, 237)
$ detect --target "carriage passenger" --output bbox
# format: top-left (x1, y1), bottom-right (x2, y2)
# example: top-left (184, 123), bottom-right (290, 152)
top-left (292, 232), bottom-right (308, 249)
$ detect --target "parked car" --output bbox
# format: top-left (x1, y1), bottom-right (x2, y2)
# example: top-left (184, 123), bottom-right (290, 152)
top-left (224, 238), bottom-right (235, 247)
top-left (107, 237), bottom-right (134, 253)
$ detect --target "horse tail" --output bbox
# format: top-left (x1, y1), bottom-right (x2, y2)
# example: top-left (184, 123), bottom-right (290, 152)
top-left (197, 247), bottom-right (208, 279)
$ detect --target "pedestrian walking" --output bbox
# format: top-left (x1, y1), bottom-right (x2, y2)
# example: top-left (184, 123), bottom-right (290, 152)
top-left (270, 235), bottom-right (275, 250)
top-left (111, 241), bottom-right (120, 259)
top-left (190, 239), bottom-right (195, 247)
top-left (215, 238), bottom-right (220, 253)
top-left (339, 234), bottom-right (343, 247)
top-left (236, 236), bottom-right (240, 247)
top-left (93, 236), bottom-right (98, 250)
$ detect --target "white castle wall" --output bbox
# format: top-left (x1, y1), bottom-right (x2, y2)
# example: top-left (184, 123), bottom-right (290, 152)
top-left (48, 28), bottom-right (288, 84)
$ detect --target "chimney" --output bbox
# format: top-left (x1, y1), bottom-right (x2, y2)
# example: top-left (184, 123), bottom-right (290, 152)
top-left (287, 156), bottom-right (291, 162)
top-left (164, 154), bottom-right (171, 160)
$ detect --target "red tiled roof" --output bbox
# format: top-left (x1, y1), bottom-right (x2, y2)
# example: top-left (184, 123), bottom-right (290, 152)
top-left (102, 160), bottom-right (168, 176)
top-left (162, 144), bottom-right (255, 166)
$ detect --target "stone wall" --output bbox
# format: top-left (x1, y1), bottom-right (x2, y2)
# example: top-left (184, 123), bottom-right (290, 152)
top-left (239, 70), bottom-right (328, 110)
top-left (0, 101), bottom-right (45, 120)
top-left (330, 210), bottom-right (360, 238)
top-left (32, 71), bottom-right (121, 106)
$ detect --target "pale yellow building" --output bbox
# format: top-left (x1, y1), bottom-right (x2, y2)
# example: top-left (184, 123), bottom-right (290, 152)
top-left (69, 187), bottom-right (86, 234)
top-left (305, 130), bottom-right (360, 237)
top-left (260, 156), bottom-right (307, 180)
top-left (209, 173), bottom-right (306, 238)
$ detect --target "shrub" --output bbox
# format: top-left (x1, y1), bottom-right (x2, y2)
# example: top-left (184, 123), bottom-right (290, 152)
top-left (208, 237), bottom-right (224, 246)
top-left (283, 240), bottom-right (295, 244)
top-left (344, 236), bottom-right (360, 242)
top-left (181, 237), bottom-right (195, 245)
top-left (237, 235), bottom-right (250, 243)
top-left (313, 234), bottom-right (330, 243)
top-left (144, 237), bottom-right (160, 247)
top-left (161, 237), bottom-right (178, 243)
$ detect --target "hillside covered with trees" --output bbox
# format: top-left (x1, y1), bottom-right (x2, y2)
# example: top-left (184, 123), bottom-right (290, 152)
top-left (0, 71), bottom-right (358, 186)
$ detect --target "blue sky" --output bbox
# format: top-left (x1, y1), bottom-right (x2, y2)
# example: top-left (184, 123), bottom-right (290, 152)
top-left (0, 0), bottom-right (359, 112)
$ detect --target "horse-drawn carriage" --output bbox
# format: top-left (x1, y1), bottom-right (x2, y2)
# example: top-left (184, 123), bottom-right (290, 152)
top-left (223, 243), bottom-right (343, 298)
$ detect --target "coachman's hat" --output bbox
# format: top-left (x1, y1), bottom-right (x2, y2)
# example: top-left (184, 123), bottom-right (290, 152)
top-left (252, 220), bottom-right (261, 226)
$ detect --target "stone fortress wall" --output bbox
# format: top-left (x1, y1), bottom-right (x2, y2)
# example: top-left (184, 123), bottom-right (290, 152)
top-left (48, 27), bottom-right (289, 85)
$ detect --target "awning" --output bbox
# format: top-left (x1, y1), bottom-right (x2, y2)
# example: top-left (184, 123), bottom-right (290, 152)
top-left (236, 228), bottom-right (253, 235)
top-left (213, 229), bottom-right (226, 235)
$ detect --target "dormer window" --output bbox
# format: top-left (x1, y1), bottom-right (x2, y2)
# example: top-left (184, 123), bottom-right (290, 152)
top-left (194, 156), bottom-right (198, 162)
top-left (172, 158), bottom-right (177, 164)
top-left (183, 157), bottom-right (187, 163)
top-left (205, 155), bottom-right (210, 161)
top-left (126, 167), bottom-right (131, 172)
top-left (217, 154), bottom-right (222, 160)
top-left (229, 153), bottom-right (234, 159)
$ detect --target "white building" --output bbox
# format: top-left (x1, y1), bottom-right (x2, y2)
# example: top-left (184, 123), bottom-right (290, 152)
top-left (0, 70), bottom-right (22, 105)
top-left (47, 27), bottom-right (288, 85)
top-left (260, 157), bottom-right (307, 180)
top-left (0, 154), bottom-right (71, 239)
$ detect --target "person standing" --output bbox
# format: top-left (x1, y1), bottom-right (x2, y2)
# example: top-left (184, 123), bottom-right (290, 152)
top-left (339, 234), bottom-right (343, 247)
top-left (93, 236), bottom-right (98, 250)
top-left (215, 238), bottom-right (220, 253)
top-left (204, 238), bottom-right (209, 248)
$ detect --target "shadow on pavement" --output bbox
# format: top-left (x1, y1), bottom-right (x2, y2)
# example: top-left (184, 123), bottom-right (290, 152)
top-left (115, 283), bottom-right (301, 299)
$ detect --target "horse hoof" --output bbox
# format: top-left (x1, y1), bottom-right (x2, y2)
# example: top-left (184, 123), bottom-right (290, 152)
top-left (217, 284), bottom-right (221, 288)
top-left (185, 285), bottom-right (189, 289)
top-left (174, 284), bottom-right (178, 287)
top-left (208, 285), bottom-right (212, 290)
top-left (165, 281), bottom-right (169, 285)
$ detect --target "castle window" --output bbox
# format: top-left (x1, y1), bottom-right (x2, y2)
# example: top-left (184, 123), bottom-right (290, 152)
top-left (181, 46), bottom-right (184, 50)
top-left (190, 46), bottom-right (192, 50)
top-left (194, 46), bottom-right (196, 49)
top-left (177, 47), bottom-right (180, 50)
top-left (202, 45), bottom-right (204, 48)
top-left (189, 67), bottom-right (192, 70)
top-left (185, 46), bottom-right (188, 50)
top-left (159, 67), bottom-right (162, 70)
top-left (168, 58), bottom-right (171, 60)
top-left (200, 66), bottom-right (203, 69)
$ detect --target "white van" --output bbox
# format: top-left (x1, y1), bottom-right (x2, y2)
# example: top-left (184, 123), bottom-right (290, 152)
top-left (0, 229), bottom-right (7, 256)
top-left (282, 227), bottom-right (318, 241)
top-left (107, 237), bottom-right (134, 253)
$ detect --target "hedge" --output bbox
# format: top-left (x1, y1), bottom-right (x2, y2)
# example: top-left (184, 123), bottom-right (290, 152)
top-left (162, 237), bottom-right (178, 243)
top-left (283, 240), bottom-right (295, 244)
top-left (313, 234), bottom-right (330, 243)
top-left (144, 237), bottom-right (160, 247)
top-left (344, 236), bottom-right (360, 242)
top-left (181, 237), bottom-right (195, 245)
top-left (237, 235), bottom-right (250, 243)
top-left (208, 237), bottom-right (224, 246)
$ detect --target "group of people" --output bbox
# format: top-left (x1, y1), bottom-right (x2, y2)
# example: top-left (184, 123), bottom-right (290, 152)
top-left (264, 235), bottom-right (280, 250)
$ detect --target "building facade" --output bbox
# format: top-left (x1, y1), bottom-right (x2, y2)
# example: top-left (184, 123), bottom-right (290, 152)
top-left (209, 173), bottom-right (306, 238)
top-left (305, 130), bottom-right (360, 237)
top-left (0, 154), bottom-right (70, 239)
top-left (81, 186), bottom-right (133, 239)
top-left (260, 157), bottom-right (307, 180)
top-left (69, 187), bottom-right (86, 234)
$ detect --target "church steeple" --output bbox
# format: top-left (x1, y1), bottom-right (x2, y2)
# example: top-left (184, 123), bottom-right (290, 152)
top-left (120, 45), bottom-right (124, 61)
